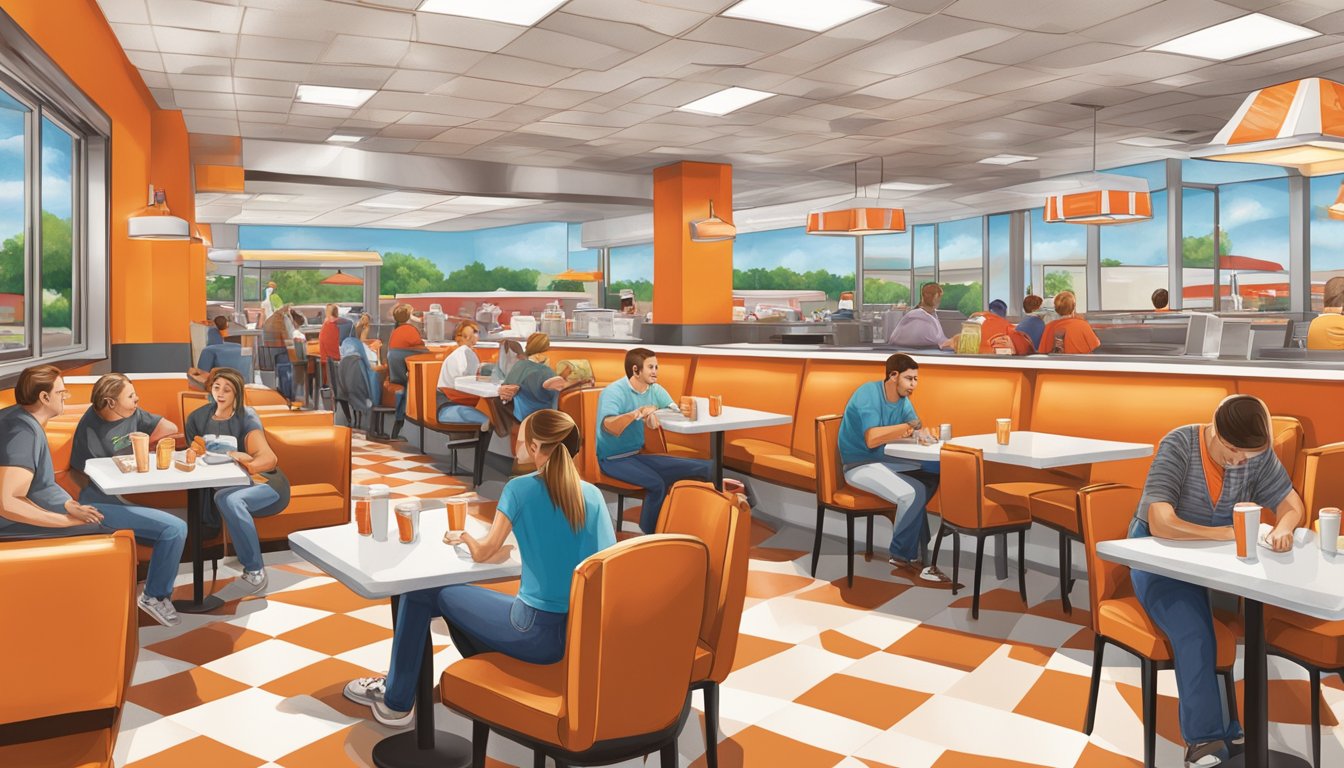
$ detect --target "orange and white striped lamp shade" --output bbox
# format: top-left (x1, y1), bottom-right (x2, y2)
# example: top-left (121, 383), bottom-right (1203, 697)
top-left (1196, 78), bottom-right (1344, 176)
top-left (1329, 181), bottom-right (1344, 221)
top-left (806, 207), bottom-right (906, 236)
top-left (1043, 189), bottom-right (1152, 225)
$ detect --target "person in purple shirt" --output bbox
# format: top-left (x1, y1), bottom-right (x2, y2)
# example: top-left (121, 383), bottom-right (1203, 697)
top-left (888, 283), bottom-right (955, 350)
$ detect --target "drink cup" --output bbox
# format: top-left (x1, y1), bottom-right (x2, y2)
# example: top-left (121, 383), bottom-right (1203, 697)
top-left (395, 500), bottom-right (420, 544)
top-left (939, 423), bottom-right (952, 442)
top-left (353, 485), bottom-right (372, 536)
top-left (155, 438), bottom-right (174, 470)
top-left (679, 396), bottom-right (697, 421)
top-left (447, 497), bottom-right (468, 532)
top-left (1318, 507), bottom-right (1341, 555)
top-left (1233, 502), bottom-right (1260, 561)
top-left (995, 418), bottom-right (1011, 446)
top-left (129, 432), bottom-right (150, 473)
top-left (709, 395), bottom-right (723, 417)
top-left (370, 484), bottom-right (390, 542)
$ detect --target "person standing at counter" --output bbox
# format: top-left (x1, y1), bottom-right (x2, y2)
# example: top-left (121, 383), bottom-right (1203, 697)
top-left (837, 353), bottom-right (947, 583)
top-left (71, 373), bottom-right (187, 627)
top-left (887, 283), bottom-right (954, 350)
top-left (1038, 291), bottom-right (1100, 354)
top-left (1307, 276), bottom-right (1344, 350)
top-left (596, 348), bottom-right (712, 534)
top-left (1128, 395), bottom-right (1302, 767)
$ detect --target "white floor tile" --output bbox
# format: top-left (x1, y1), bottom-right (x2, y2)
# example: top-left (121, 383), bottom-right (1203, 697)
top-left (130, 649), bottom-right (195, 686)
top-left (852, 730), bottom-right (945, 768)
top-left (941, 646), bottom-right (1047, 711)
top-left (840, 651), bottom-right (967, 695)
top-left (890, 694), bottom-right (1089, 768)
top-left (224, 599), bottom-right (332, 637)
top-left (1008, 613), bottom-right (1092, 649)
top-left (737, 596), bottom-right (870, 645)
top-left (170, 688), bottom-right (358, 762)
top-left (346, 604), bottom-right (395, 629)
top-left (711, 687), bottom-right (794, 737)
top-left (723, 645), bottom-right (854, 701)
top-left (757, 702), bottom-right (884, 755)
top-left (336, 638), bottom-right (396, 673)
top-left (202, 638), bottom-right (329, 687)
top-left (113, 702), bottom-right (198, 765)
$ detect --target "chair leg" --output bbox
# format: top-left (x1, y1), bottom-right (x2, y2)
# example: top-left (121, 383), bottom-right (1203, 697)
top-left (845, 514), bottom-right (855, 588)
top-left (1017, 528), bottom-right (1028, 604)
top-left (971, 534), bottom-right (985, 620)
top-left (472, 721), bottom-right (489, 768)
top-left (931, 523), bottom-right (947, 567)
top-left (1221, 668), bottom-right (1239, 737)
top-left (1141, 657), bottom-right (1158, 768)
top-left (1059, 530), bottom-right (1072, 615)
top-left (473, 429), bottom-right (490, 488)
top-left (951, 529), bottom-right (961, 596)
top-left (1084, 635), bottom-right (1105, 735)
top-left (616, 495), bottom-right (626, 532)
top-left (865, 515), bottom-right (874, 561)
top-left (533, 752), bottom-right (546, 768)
top-left (810, 503), bottom-right (825, 578)
top-left (703, 681), bottom-right (720, 768)
top-left (660, 741), bottom-right (677, 768)
top-left (1310, 667), bottom-right (1322, 768)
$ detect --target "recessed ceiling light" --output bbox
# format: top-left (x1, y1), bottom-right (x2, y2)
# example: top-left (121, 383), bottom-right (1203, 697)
top-left (880, 181), bottom-right (951, 192)
top-left (327, 134), bottom-right (366, 143)
top-left (979, 154), bottom-right (1038, 166)
top-left (295, 85), bottom-right (375, 108)
top-left (1150, 13), bottom-right (1318, 61)
top-left (721, 0), bottom-right (882, 32)
top-left (678, 87), bottom-right (775, 117)
top-left (359, 192), bottom-right (452, 210)
top-left (1118, 136), bottom-right (1186, 148)
top-left (416, 0), bottom-right (566, 26)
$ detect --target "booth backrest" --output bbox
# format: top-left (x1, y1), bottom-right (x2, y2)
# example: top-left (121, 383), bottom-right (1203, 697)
top-left (689, 356), bottom-right (802, 447)
top-left (793, 364), bottom-right (874, 461)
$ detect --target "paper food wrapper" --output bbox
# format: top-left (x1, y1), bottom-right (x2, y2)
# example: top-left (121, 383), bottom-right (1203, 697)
top-left (556, 359), bottom-right (593, 384)
top-left (1256, 522), bottom-right (1315, 550)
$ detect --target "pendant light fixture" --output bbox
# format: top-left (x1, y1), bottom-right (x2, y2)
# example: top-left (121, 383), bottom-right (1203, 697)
top-left (1193, 78), bottom-right (1344, 176)
top-left (128, 185), bottom-right (191, 240)
top-left (1044, 106), bottom-right (1152, 225)
top-left (689, 199), bottom-right (736, 242)
top-left (1328, 181), bottom-right (1344, 220)
top-left (806, 159), bottom-right (906, 236)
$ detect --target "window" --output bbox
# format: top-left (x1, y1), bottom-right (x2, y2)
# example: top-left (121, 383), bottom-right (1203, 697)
top-left (987, 214), bottom-right (1010, 310)
top-left (1099, 190), bottom-right (1168, 309)
top-left (1027, 207), bottom-right (1087, 308)
top-left (1218, 178), bottom-right (1290, 311)
top-left (609, 242), bottom-right (653, 313)
top-left (733, 227), bottom-right (854, 302)
top-left (0, 18), bottom-right (110, 375)
top-left (912, 224), bottom-right (936, 303)
top-left (1310, 174), bottom-right (1344, 311)
top-left (937, 216), bottom-right (982, 314)
top-left (863, 230), bottom-right (911, 307)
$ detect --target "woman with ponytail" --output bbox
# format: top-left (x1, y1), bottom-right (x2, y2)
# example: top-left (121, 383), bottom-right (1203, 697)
top-left (345, 408), bottom-right (616, 727)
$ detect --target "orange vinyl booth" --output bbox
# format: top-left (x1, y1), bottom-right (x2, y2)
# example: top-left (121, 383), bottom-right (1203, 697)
top-left (404, 354), bottom-right (493, 488)
top-left (0, 532), bottom-right (137, 768)
top-left (441, 535), bottom-right (709, 768)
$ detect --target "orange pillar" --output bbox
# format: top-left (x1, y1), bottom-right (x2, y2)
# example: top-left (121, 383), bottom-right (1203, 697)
top-left (652, 162), bottom-right (733, 326)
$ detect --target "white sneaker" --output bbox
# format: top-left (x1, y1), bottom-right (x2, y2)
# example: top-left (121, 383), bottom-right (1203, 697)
top-left (372, 698), bottom-right (413, 728)
top-left (137, 594), bottom-right (181, 627)
top-left (343, 676), bottom-right (387, 705)
top-left (240, 569), bottom-right (268, 594)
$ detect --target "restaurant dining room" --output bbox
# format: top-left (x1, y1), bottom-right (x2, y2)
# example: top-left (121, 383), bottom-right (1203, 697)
top-left (6, 1), bottom-right (1344, 767)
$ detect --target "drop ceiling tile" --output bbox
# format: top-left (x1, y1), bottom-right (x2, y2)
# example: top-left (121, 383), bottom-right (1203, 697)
top-left (365, 91), bottom-right (511, 119)
top-left (99, 0), bottom-right (150, 25)
top-left (1027, 41), bottom-right (1143, 69)
top-left (493, 105), bottom-right (559, 124)
top-left (943, 0), bottom-right (1162, 33)
top-left (961, 31), bottom-right (1087, 66)
top-left (303, 210), bottom-right (397, 226)
top-left (235, 94), bottom-right (294, 112)
top-left (288, 103), bottom-right (355, 119)
top-left (160, 53), bottom-right (231, 76)
top-left (429, 127), bottom-right (504, 145)
top-left (234, 77), bottom-right (299, 97)
top-left (793, 103), bottom-right (865, 120)
top-left (632, 80), bottom-right (726, 108)
top-left (237, 35), bottom-right (328, 64)
top-left (309, 2), bottom-right (413, 40)
top-left (383, 69), bottom-right (453, 93)
top-left (148, 87), bottom-right (176, 108)
top-left (537, 12), bottom-right (670, 53)
top-left (146, 0), bottom-right (244, 34)
top-left (232, 59), bottom-right (310, 81)
top-left (397, 111), bottom-right (477, 126)
top-left (954, 66), bottom-right (1063, 96)
top-left (606, 123), bottom-right (722, 144)
top-left (801, 61), bottom-right (898, 88)
top-left (378, 123), bottom-right (445, 140)
top-left (542, 109), bottom-right (663, 128)
top-left (516, 121), bottom-right (617, 141)
top-left (1079, 0), bottom-right (1244, 47)
top-left (623, 39), bottom-right (760, 76)
top-left (465, 55), bottom-right (574, 88)
top-left (352, 108), bottom-right (416, 123)
top-left (836, 17), bottom-right (1020, 76)
top-left (413, 14), bottom-right (527, 53)
top-left (321, 35), bottom-right (411, 67)
top-left (858, 58), bottom-right (1000, 101)
top-left (153, 28), bottom-right (238, 57)
top-left (237, 7), bottom-right (335, 42)
top-left (561, 0), bottom-right (708, 37)
top-left (769, 77), bottom-right (855, 100)
top-left (167, 73), bottom-right (235, 92)
top-left (551, 67), bottom-right (646, 94)
top-left (109, 22), bottom-right (158, 51)
top-left (682, 17), bottom-right (813, 54)
top-left (125, 50), bottom-right (165, 72)
top-left (500, 28), bottom-right (631, 70)
top-left (173, 90), bottom-right (237, 110)
top-left (139, 70), bottom-right (170, 89)
top-left (432, 76), bottom-right (542, 103)
top-left (237, 110), bottom-right (288, 124)
top-left (413, 140), bottom-right (489, 157)
top-left (399, 43), bottom-right (489, 74)
top-left (184, 114), bottom-right (240, 134)
top-left (353, 137), bottom-right (423, 153)
top-left (525, 88), bottom-right (601, 109)
top-left (826, 5), bottom-right (927, 42)
top-left (307, 65), bottom-right (394, 90)
top-left (286, 114), bottom-right (344, 129)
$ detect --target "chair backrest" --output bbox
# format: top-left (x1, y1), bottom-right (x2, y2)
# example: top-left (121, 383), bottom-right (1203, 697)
top-left (938, 444), bottom-right (985, 529)
top-left (1301, 441), bottom-right (1344, 529)
top-left (656, 481), bottom-right (751, 685)
top-left (1078, 483), bottom-right (1143, 632)
top-left (0, 531), bottom-right (137, 727)
top-left (1271, 415), bottom-right (1305, 491)
top-left (387, 348), bottom-right (418, 386)
top-left (813, 414), bottom-right (843, 505)
top-left (338, 356), bottom-right (374, 411)
top-left (179, 391), bottom-right (209, 428)
top-left (267, 425), bottom-right (352, 501)
top-left (561, 535), bottom-right (707, 752)
top-left (574, 387), bottom-right (654, 486)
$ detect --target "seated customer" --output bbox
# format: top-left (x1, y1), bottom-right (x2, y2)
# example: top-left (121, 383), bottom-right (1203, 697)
top-left (1015, 294), bottom-right (1047, 351)
top-left (388, 303), bottom-right (425, 351)
top-left (837, 353), bottom-right (945, 582)
top-left (318, 303), bottom-right (352, 382)
top-left (1152, 288), bottom-right (1172, 312)
top-left (596, 347), bottom-right (711, 534)
top-left (500, 333), bottom-right (592, 421)
top-left (206, 314), bottom-right (229, 346)
top-left (1038, 291), bottom-right (1100, 354)
top-left (1129, 395), bottom-right (1302, 767)
top-left (965, 299), bottom-right (1034, 355)
top-left (184, 368), bottom-right (290, 594)
top-left (189, 336), bottom-right (250, 388)
top-left (435, 320), bottom-right (510, 428)
top-left (71, 373), bottom-right (187, 627)
top-left (340, 314), bottom-right (382, 411)
top-left (387, 304), bottom-right (429, 436)
top-left (888, 283), bottom-right (954, 349)
top-left (0, 365), bottom-right (106, 540)
top-left (344, 408), bottom-right (615, 726)
top-left (1307, 276), bottom-right (1344, 350)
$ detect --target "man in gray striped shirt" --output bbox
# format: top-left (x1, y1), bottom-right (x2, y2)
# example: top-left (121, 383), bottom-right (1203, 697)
top-left (1128, 395), bottom-right (1304, 768)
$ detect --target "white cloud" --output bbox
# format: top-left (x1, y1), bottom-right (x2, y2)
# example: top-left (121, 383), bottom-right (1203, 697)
top-left (1220, 197), bottom-right (1274, 228)
top-left (938, 233), bottom-right (981, 269)
top-left (0, 134), bottom-right (22, 154)
top-left (1030, 236), bottom-right (1086, 263)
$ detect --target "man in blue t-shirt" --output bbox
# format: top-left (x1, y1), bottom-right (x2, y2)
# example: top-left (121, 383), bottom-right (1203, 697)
top-left (597, 347), bottom-right (711, 533)
top-left (837, 353), bottom-right (945, 582)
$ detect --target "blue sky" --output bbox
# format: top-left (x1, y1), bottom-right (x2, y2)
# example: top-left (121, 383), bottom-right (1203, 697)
top-left (0, 98), bottom-right (75, 243)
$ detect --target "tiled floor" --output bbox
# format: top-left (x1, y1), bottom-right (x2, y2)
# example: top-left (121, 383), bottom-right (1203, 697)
top-left (116, 438), bottom-right (1344, 767)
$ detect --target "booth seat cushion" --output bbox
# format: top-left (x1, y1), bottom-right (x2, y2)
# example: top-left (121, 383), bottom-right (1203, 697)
top-left (442, 654), bottom-right (566, 745)
top-left (979, 500), bottom-right (1031, 529)
top-left (985, 482), bottom-right (1080, 530)
top-left (254, 489), bottom-right (347, 539)
top-left (1266, 607), bottom-right (1344, 668)
top-left (748, 452), bottom-right (817, 492)
top-left (1099, 597), bottom-right (1172, 661)
top-left (832, 487), bottom-right (895, 511)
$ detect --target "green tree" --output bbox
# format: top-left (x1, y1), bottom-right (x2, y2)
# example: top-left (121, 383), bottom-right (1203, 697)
top-left (939, 282), bottom-right (983, 316)
top-left (1182, 230), bottom-right (1232, 268)
top-left (380, 252), bottom-right (446, 296)
top-left (1044, 270), bottom-right (1074, 296)
top-left (206, 275), bottom-right (235, 301)
top-left (0, 212), bottom-right (76, 330)
top-left (863, 277), bottom-right (910, 306)
top-left (0, 232), bottom-right (23, 295)
top-left (546, 279), bottom-right (584, 292)
top-left (446, 261), bottom-right (542, 291)
top-left (610, 279), bottom-right (652, 301)
top-left (1101, 258), bottom-right (1122, 267)
top-left (269, 270), bottom-right (361, 305)
top-left (731, 267), bottom-right (853, 300)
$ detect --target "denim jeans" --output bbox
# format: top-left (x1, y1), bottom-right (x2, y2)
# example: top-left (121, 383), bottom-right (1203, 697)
top-left (213, 483), bottom-right (282, 572)
top-left (1129, 518), bottom-right (1242, 745)
top-left (80, 486), bottom-right (187, 599)
top-left (843, 459), bottom-right (940, 562)
top-left (598, 453), bottom-right (713, 533)
top-left (383, 584), bottom-right (567, 712)
top-left (437, 403), bottom-right (489, 426)
top-left (0, 519), bottom-right (107, 540)
top-left (272, 349), bottom-right (293, 401)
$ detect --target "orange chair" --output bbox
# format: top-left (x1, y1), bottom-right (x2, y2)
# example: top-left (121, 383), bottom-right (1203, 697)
top-left (657, 481), bottom-right (751, 768)
top-left (0, 531), bottom-right (137, 768)
top-left (441, 535), bottom-right (709, 768)
top-left (405, 355), bottom-right (493, 488)
top-left (813, 414), bottom-right (900, 587)
top-left (1264, 441), bottom-right (1344, 768)
top-left (1078, 484), bottom-right (1240, 768)
top-left (931, 444), bottom-right (1033, 619)
top-left (565, 387), bottom-right (672, 533)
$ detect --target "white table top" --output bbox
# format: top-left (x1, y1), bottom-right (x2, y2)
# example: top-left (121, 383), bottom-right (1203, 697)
top-left (1098, 536), bottom-right (1344, 621)
top-left (288, 501), bottom-right (522, 600)
top-left (85, 454), bottom-right (250, 495)
top-left (883, 430), bottom-right (1153, 469)
top-left (453, 375), bottom-right (501, 398)
top-left (657, 397), bottom-right (792, 435)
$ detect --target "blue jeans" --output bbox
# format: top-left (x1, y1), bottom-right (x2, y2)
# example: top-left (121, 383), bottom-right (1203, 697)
top-left (1129, 518), bottom-right (1242, 745)
top-left (437, 403), bottom-right (489, 426)
top-left (80, 486), bottom-right (186, 600)
top-left (384, 585), bottom-right (567, 712)
top-left (598, 453), bottom-right (712, 534)
top-left (272, 349), bottom-right (293, 401)
top-left (214, 483), bottom-right (282, 572)
top-left (844, 459), bottom-right (940, 562)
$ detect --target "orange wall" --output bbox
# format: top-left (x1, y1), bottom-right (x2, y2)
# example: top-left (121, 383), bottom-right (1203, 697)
top-left (1, 0), bottom-right (203, 350)
top-left (652, 161), bottom-right (734, 325)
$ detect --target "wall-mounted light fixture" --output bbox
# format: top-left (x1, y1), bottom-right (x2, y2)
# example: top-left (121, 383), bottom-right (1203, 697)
top-left (689, 199), bottom-right (736, 242)
top-left (128, 185), bottom-right (190, 240)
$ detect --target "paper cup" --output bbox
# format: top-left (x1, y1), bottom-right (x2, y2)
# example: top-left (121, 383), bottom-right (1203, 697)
top-left (1233, 503), bottom-right (1260, 561)
top-left (1318, 508), bottom-right (1341, 555)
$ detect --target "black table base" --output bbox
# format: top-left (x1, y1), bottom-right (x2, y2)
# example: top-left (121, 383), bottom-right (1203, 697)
top-left (710, 431), bottom-right (725, 491)
top-left (1237, 599), bottom-right (1313, 768)
top-left (173, 487), bottom-right (227, 614)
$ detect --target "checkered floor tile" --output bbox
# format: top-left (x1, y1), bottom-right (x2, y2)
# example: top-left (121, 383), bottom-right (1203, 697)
top-left (113, 437), bottom-right (1344, 767)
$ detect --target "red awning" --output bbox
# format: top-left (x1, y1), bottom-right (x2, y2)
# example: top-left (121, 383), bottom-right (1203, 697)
top-left (1218, 255), bottom-right (1284, 272)
top-left (319, 270), bottom-right (363, 286)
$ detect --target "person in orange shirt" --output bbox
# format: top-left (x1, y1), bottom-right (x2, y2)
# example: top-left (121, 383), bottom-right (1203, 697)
top-left (388, 304), bottom-right (425, 350)
top-left (971, 299), bottom-right (1035, 355)
top-left (1307, 276), bottom-right (1344, 350)
top-left (1038, 291), bottom-right (1101, 354)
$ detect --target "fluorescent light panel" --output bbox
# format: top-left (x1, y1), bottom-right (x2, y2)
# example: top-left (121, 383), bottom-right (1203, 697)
top-left (1150, 13), bottom-right (1318, 61)
top-left (979, 154), bottom-right (1037, 165)
top-left (326, 134), bottom-right (366, 143)
top-left (416, 0), bottom-right (566, 26)
top-left (721, 0), bottom-right (882, 32)
top-left (678, 87), bottom-right (774, 116)
top-left (295, 85), bottom-right (375, 108)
